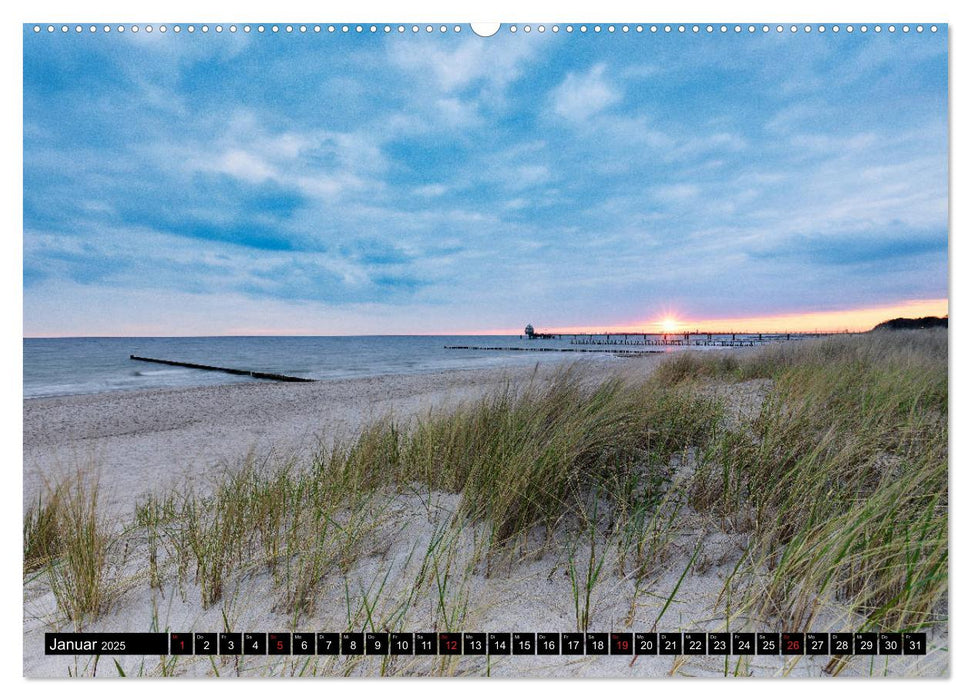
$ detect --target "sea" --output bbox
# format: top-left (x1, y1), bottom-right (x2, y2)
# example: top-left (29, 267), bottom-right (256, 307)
top-left (21, 335), bottom-right (598, 399)
top-left (22, 334), bottom-right (772, 399)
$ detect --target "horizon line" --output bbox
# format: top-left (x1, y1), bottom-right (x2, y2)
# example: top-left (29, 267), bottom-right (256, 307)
top-left (23, 329), bottom-right (910, 340)
top-left (21, 298), bottom-right (949, 339)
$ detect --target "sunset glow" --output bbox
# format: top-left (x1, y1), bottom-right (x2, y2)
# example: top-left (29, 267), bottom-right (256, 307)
top-left (659, 317), bottom-right (681, 334)
top-left (680, 299), bottom-right (949, 334)
top-left (502, 298), bottom-right (949, 337)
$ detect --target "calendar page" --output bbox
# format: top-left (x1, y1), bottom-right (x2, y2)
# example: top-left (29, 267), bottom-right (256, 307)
top-left (22, 17), bottom-right (948, 679)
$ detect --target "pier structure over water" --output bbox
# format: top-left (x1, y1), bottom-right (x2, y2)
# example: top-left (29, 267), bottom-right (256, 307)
top-left (564, 332), bottom-right (793, 347)
top-left (519, 325), bottom-right (840, 347)
top-left (523, 323), bottom-right (556, 340)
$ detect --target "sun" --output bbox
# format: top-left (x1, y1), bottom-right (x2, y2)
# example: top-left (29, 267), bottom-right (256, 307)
top-left (660, 317), bottom-right (680, 334)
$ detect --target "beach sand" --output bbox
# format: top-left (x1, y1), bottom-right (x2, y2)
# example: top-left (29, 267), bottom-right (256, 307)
top-left (22, 357), bottom-right (947, 678)
top-left (24, 359), bottom-right (638, 516)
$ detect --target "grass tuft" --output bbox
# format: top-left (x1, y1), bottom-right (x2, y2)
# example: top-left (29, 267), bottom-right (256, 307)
top-left (33, 470), bottom-right (113, 624)
top-left (24, 483), bottom-right (67, 574)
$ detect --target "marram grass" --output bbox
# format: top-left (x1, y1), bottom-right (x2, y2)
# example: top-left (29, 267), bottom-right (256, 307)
top-left (687, 330), bottom-right (947, 633)
top-left (26, 330), bottom-right (947, 671)
top-left (26, 469), bottom-right (113, 625)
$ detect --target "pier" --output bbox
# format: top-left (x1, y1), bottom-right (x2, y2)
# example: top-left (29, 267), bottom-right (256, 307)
top-left (444, 346), bottom-right (662, 356)
top-left (129, 355), bottom-right (316, 382)
top-left (567, 333), bottom-right (768, 347)
top-left (519, 324), bottom-right (836, 347)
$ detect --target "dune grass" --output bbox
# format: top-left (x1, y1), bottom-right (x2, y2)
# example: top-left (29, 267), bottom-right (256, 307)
top-left (395, 369), bottom-right (721, 547)
top-left (24, 482), bottom-right (67, 575)
top-left (684, 331), bottom-right (947, 633)
top-left (125, 367), bottom-right (722, 615)
top-left (25, 470), bottom-right (114, 625)
top-left (25, 330), bottom-right (948, 675)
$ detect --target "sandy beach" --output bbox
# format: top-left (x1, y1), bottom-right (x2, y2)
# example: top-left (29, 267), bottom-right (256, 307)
top-left (22, 346), bottom-right (948, 678)
top-left (24, 360), bottom-right (634, 515)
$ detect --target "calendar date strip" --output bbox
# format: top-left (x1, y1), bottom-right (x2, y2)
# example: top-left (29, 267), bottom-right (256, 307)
top-left (45, 631), bottom-right (927, 656)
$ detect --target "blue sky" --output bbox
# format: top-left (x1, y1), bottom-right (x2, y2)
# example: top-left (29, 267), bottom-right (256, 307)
top-left (23, 25), bottom-right (948, 335)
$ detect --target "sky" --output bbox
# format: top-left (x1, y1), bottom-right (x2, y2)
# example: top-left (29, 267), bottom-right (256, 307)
top-left (22, 23), bottom-right (948, 336)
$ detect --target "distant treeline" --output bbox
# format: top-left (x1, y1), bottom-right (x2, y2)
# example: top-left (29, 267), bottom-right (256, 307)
top-left (872, 316), bottom-right (948, 331)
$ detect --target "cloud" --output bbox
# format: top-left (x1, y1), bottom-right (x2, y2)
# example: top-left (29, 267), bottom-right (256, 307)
top-left (551, 63), bottom-right (620, 122)
top-left (210, 149), bottom-right (277, 183)
top-left (511, 165), bottom-right (550, 188)
top-left (755, 232), bottom-right (947, 267)
top-left (381, 34), bottom-right (546, 137)
top-left (22, 28), bottom-right (949, 334)
top-left (387, 34), bottom-right (540, 94)
top-left (432, 96), bottom-right (480, 128)
top-left (651, 183), bottom-right (700, 204)
top-left (166, 115), bottom-right (392, 208)
top-left (413, 184), bottom-right (448, 197)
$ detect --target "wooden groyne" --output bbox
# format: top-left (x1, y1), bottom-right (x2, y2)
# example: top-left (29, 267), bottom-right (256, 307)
top-left (130, 355), bottom-right (315, 382)
top-left (444, 346), bottom-right (662, 356)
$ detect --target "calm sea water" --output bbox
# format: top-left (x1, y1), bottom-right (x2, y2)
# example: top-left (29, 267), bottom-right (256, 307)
top-left (22, 336), bottom-right (627, 399)
top-left (24, 334), bottom-right (780, 399)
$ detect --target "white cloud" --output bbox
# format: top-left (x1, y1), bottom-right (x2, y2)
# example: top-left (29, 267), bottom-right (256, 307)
top-left (551, 63), bottom-right (620, 122)
top-left (765, 103), bottom-right (825, 134)
top-left (433, 97), bottom-right (480, 128)
top-left (383, 36), bottom-right (544, 136)
top-left (651, 183), bottom-right (701, 203)
top-left (388, 36), bottom-right (539, 94)
top-left (622, 64), bottom-right (662, 80)
top-left (213, 149), bottom-right (277, 183)
top-left (792, 132), bottom-right (879, 155)
top-left (168, 114), bottom-right (392, 204)
top-left (513, 165), bottom-right (550, 188)
top-left (467, 141), bottom-right (556, 195)
top-left (666, 132), bottom-right (747, 162)
top-left (294, 173), bottom-right (368, 201)
top-left (325, 132), bottom-right (389, 175)
top-left (413, 184), bottom-right (448, 197)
